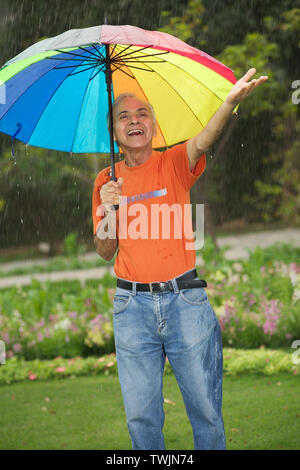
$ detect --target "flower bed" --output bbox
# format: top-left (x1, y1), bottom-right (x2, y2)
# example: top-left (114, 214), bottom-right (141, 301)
top-left (0, 348), bottom-right (297, 385)
top-left (200, 240), bottom-right (300, 349)
top-left (0, 277), bottom-right (116, 360)
top-left (0, 241), bottom-right (299, 359)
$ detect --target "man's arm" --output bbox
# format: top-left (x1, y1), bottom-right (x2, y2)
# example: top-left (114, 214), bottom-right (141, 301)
top-left (187, 68), bottom-right (269, 170)
top-left (93, 177), bottom-right (123, 261)
top-left (94, 210), bottom-right (118, 261)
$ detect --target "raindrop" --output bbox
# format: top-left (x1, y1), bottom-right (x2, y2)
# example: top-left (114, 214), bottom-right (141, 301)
top-left (21, 218), bottom-right (23, 224)
top-left (241, 143), bottom-right (244, 148)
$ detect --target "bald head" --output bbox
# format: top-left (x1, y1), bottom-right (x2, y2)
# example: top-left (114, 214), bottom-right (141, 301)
top-left (108, 93), bottom-right (156, 128)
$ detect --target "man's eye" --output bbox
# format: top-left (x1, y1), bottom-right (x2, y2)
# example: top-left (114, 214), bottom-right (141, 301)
top-left (120, 115), bottom-right (127, 120)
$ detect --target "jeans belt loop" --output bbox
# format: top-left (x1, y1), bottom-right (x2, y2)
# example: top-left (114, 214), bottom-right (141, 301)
top-left (170, 277), bottom-right (179, 294)
top-left (149, 283), bottom-right (153, 293)
top-left (132, 281), bottom-right (137, 296)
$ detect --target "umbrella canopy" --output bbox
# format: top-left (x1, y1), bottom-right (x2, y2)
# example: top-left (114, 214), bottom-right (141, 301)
top-left (0, 24), bottom-right (237, 156)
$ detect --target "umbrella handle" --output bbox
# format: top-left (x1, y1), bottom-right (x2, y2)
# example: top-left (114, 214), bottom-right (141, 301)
top-left (109, 175), bottom-right (119, 210)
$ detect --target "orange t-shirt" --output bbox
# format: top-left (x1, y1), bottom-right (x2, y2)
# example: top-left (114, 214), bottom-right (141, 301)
top-left (92, 141), bottom-right (205, 282)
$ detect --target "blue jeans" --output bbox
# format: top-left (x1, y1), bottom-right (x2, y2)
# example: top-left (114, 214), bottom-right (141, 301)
top-left (113, 270), bottom-right (226, 450)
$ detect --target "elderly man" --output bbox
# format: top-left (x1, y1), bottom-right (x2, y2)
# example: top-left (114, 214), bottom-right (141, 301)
top-left (92, 68), bottom-right (268, 450)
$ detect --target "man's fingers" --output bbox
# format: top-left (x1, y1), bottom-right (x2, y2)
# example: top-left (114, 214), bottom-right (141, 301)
top-left (241, 67), bottom-right (257, 82)
top-left (255, 75), bottom-right (269, 85)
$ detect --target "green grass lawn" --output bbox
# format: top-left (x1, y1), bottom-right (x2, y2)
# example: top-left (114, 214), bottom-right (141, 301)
top-left (0, 373), bottom-right (299, 450)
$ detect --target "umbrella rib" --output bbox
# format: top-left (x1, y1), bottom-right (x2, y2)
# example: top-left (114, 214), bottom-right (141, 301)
top-left (0, 51), bottom-right (90, 124)
top-left (69, 65), bottom-right (96, 153)
top-left (111, 62), bottom-right (135, 79)
top-left (112, 44), bottom-right (159, 61)
top-left (26, 60), bottom-right (93, 150)
top-left (115, 63), bottom-right (154, 73)
top-left (68, 64), bottom-right (99, 76)
top-left (114, 58), bottom-right (167, 64)
top-left (111, 44), bottom-right (133, 61)
top-left (53, 59), bottom-right (99, 70)
top-left (115, 51), bottom-right (169, 61)
top-left (127, 53), bottom-right (208, 130)
top-left (109, 44), bottom-right (118, 58)
top-left (162, 58), bottom-right (226, 115)
top-left (47, 56), bottom-right (97, 63)
top-left (53, 49), bottom-right (93, 60)
top-left (88, 45), bottom-right (106, 61)
top-left (89, 63), bottom-right (106, 81)
top-left (78, 46), bottom-right (102, 61)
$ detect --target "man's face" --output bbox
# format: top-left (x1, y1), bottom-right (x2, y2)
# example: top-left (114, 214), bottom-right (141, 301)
top-left (113, 97), bottom-right (157, 151)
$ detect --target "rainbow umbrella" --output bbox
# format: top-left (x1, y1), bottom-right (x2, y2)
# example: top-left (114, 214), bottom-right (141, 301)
top-left (0, 24), bottom-right (237, 180)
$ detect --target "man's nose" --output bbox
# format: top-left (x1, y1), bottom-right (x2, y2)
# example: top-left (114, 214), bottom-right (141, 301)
top-left (129, 114), bottom-right (139, 124)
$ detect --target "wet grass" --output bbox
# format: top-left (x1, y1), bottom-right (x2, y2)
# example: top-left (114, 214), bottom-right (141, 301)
top-left (0, 373), bottom-right (299, 450)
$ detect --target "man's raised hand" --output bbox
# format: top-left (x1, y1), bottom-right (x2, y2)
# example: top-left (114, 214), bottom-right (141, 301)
top-left (226, 68), bottom-right (268, 108)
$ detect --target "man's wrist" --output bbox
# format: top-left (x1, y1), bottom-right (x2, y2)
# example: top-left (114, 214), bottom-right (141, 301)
top-left (102, 204), bottom-right (117, 217)
top-left (224, 97), bottom-right (238, 110)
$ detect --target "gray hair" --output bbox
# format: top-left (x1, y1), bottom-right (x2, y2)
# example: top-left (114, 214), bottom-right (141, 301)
top-left (107, 92), bottom-right (156, 128)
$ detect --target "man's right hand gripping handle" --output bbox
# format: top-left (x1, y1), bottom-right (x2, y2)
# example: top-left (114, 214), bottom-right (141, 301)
top-left (94, 177), bottom-right (123, 261)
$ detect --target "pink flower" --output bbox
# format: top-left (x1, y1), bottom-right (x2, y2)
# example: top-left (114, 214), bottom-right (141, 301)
top-left (261, 298), bottom-right (281, 336)
top-left (55, 367), bottom-right (66, 373)
top-left (37, 333), bottom-right (44, 342)
top-left (106, 361), bottom-right (115, 368)
top-left (12, 343), bottom-right (22, 353)
top-left (2, 332), bottom-right (10, 344)
top-left (68, 312), bottom-right (77, 319)
top-left (29, 373), bottom-right (37, 380)
top-left (289, 262), bottom-right (300, 273)
top-left (71, 323), bottom-right (79, 333)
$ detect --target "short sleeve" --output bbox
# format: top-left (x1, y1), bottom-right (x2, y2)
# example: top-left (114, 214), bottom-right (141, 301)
top-left (92, 168), bottom-right (111, 236)
top-left (163, 141), bottom-right (206, 190)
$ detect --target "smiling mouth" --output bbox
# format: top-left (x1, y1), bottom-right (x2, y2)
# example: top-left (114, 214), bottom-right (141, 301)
top-left (127, 129), bottom-right (144, 136)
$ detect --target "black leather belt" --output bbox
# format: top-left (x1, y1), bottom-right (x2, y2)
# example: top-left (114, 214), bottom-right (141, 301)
top-left (117, 269), bottom-right (207, 293)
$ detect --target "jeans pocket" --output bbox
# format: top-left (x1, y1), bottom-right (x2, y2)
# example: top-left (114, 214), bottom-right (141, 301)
top-left (179, 287), bottom-right (208, 305)
top-left (113, 293), bottom-right (132, 315)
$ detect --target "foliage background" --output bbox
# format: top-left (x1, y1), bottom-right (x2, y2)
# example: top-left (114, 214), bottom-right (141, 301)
top-left (0, 0), bottom-right (299, 251)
